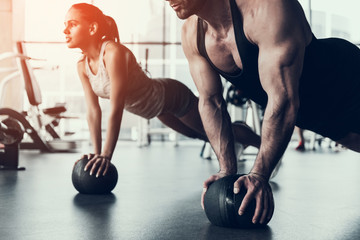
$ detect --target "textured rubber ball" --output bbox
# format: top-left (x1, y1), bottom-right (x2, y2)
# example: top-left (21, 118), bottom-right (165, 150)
top-left (203, 174), bottom-right (268, 228)
top-left (72, 157), bottom-right (118, 194)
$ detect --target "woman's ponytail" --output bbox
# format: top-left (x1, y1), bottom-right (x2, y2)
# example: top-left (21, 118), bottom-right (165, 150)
top-left (103, 15), bottom-right (120, 44)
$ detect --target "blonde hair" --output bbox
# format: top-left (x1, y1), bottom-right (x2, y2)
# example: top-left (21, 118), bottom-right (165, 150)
top-left (71, 3), bottom-right (120, 43)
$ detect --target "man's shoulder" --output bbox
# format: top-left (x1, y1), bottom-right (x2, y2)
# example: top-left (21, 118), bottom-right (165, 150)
top-left (182, 15), bottom-right (198, 36)
top-left (182, 15), bottom-right (199, 46)
top-left (181, 15), bottom-right (201, 57)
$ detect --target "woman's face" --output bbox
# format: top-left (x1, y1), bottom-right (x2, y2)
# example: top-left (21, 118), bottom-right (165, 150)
top-left (63, 8), bottom-right (91, 49)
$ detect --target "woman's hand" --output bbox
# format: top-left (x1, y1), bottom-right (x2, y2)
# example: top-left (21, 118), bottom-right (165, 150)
top-left (82, 153), bottom-right (111, 177)
top-left (73, 153), bottom-right (93, 169)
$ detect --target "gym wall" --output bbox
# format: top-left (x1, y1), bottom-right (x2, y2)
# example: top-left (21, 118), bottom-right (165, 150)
top-left (0, 0), bottom-right (25, 111)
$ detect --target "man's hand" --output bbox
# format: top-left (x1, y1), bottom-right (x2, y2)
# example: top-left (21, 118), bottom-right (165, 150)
top-left (201, 170), bottom-right (230, 209)
top-left (234, 173), bottom-right (274, 224)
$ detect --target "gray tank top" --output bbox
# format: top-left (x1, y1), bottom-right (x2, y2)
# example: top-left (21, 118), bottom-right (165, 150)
top-left (85, 41), bottom-right (165, 119)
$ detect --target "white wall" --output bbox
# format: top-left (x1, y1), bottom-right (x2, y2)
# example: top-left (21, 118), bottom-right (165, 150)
top-left (0, 0), bottom-right (25, 111)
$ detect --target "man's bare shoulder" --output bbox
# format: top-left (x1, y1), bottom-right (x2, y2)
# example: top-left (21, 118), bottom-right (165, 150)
top-left (181, 15), bottom-right (199, 54)
top-left (238, 0), bottom-right (311, 45)
top-left (182, 15), bottom-right (198, 38)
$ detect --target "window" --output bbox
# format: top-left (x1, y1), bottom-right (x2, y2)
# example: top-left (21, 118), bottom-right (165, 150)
top-left (23, 0), bottom-right (193, 138)
top-left (300, 0), bottom-right (360, 42)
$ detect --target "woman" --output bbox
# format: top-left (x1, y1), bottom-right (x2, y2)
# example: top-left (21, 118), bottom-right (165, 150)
top-left (63, 3), bottom-right (260, 177)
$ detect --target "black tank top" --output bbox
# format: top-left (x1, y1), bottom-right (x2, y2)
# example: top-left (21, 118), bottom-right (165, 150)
top-left (197, 0), bottom-right (360, 139)
top-left (197, 0), bottom-right (267, 107)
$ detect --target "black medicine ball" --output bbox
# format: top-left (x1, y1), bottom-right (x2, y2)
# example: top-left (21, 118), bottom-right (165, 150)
top-left (72, 157), bottom-right (118, 194)
top-left (204, 174), bottom-right (267, 228)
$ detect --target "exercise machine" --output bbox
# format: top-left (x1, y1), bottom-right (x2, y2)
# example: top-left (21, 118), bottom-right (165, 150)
top-left (0, 41), bottom-right (80, 152)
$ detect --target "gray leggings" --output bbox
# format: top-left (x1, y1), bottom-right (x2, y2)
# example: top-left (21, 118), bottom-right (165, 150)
top-left (156, 78), bottom-right (196, 118)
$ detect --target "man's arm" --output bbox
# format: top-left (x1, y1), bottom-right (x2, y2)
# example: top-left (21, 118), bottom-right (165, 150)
top-left (247, 0), bottom-right (307, 180)
top-left (195, 62), bottom-right (237, 174)
top-left (181, 17), bottom-right (237, 201)
top-left (234, 0), bottom-right (310, 224)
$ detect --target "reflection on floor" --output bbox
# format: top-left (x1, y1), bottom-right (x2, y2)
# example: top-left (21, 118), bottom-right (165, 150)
top-left (0, 140), bottom-right (359, 240)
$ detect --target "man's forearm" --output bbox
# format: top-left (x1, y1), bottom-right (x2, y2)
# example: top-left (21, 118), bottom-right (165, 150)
top-left (200, 97), bottom-right (237, 174)
top-left (251, 101), bottom-right (297, 179)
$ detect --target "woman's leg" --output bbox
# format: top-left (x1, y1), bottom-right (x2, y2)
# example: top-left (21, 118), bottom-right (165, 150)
top-left (157, 112), bottom-right (208, 141)
top-left (158, 78), bottom-right (207, 140)
top-left (176, 100), bottom-right (261, 148)
top-left (158, 78), bottom-right (260, 148)
top-left (232, 121), bottom-right (261, 148)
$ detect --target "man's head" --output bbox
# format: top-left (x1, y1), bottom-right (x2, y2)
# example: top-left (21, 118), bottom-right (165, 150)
top-left (165, 0), bottom-right (207, 19)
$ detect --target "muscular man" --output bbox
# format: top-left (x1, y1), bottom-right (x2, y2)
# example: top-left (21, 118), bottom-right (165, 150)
top-left (166, 0), bottom-right (360, 225)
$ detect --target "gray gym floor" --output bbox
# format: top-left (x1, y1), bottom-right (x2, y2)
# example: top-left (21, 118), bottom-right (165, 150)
top-left (1, 140), bottom-right (359, 240)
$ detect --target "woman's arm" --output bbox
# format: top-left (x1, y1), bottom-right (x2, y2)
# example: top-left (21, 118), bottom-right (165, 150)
top-left (88, 42), bottom-right (129, 177)
top-left (101, 43), bottom-right (128, 160)
top-left (77, 58), bottom-right (102, 155)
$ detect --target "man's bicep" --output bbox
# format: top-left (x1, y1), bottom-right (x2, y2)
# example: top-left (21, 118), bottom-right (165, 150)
top-left (251, 1), bottom-right (307, 99)
top-left (188, 56), bottom-right (223, 99)
top-left (257, 44), bottom-right (303, 103)
top-left (181, 18), bottom-right (223, 100)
